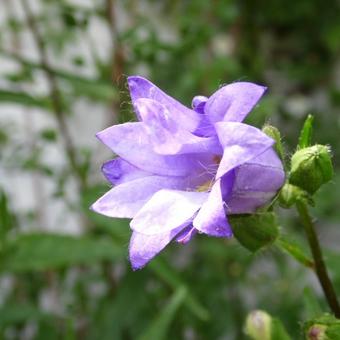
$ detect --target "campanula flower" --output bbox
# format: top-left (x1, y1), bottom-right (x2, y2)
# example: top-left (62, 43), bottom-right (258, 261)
top-left (91, 76), bottom-right (285, 269)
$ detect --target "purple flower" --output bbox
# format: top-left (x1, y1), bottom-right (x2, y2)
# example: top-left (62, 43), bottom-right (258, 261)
top-left (91, 76), bottom-right (285, 270)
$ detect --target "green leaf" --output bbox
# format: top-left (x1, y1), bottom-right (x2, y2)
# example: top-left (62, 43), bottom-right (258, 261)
top-left (0, 89), bottom-right (51, 109)
top-left (276, 235), bottom-right (314, 269)
top-left (230, 212), bottom-right (279, 252)
top-left (0, 233), bottom-right (124, 272)
top-left (270, 318), bottom-right (291, 340)
top-left (149, 258), bottom-right (210, 321)
top-left (137, 287), bottom-right (187, 340)
top-left (303, 287), bottom-right (323, 319)
top-left (298, 114), bottom-right (314, 149)
top-left (0, 304), bottom-right (53, 327)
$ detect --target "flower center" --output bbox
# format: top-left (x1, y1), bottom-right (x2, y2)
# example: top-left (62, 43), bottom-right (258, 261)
top-left (196, 154), bottom-right (222, 192)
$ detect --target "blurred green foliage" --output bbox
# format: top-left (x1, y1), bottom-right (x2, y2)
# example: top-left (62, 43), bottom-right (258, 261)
top-left (0, 0), bottom-right (340, 339)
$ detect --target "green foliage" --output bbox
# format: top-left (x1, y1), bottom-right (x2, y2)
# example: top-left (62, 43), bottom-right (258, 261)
top-left (1, 0), bottom-right (340, 338)
top-left (137, 287), bottom-right (187, 340)
top-left (0, 233), bottom-right (123, 272)
top-left (298, 115), bottom-right (314, 149)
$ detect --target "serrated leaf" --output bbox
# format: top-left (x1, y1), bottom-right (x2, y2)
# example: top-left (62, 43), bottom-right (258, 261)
top-left (0, 233), bottom-right (124, 272)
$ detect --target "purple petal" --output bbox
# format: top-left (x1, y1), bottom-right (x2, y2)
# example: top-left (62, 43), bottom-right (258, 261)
top-left (193, 177), bottom-right (234, 238)
top-left (233, 149), bottom-right (285, 193)
top-left (128, 76), bottom-right (200, 132)
top-left (96, 122), bottom-right (213, 177)
top-left (129, 226), bottom-right (184, 270)
top-left (215, 122), bottom-right (274, 179)
top-left (91, 176), bottom-right (195, 218)
top-left (226, 148), bottom-right (285, 214)
top-left (205, 82), bottom-right (267, 124)
top-left (102, 158), bottom-right (150, 185)
top-left (134, 98), bottom-right (222, 155)
top-left (176, 225), bottom-right (197, 244)
top-left (191, 96), bottom-right (208, 114)
top-left (130, 190), bottom-right (208, 235)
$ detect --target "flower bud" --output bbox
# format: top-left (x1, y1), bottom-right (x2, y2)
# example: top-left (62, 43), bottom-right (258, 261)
top-left (304, 314), bottom-right (340, 340)
top-left (289, 145), bottom-right (333, 194)
top-left (230, 213), bottom-right (279, 252)
top-left (245, 310), bottom-right (272, 340)
top-left (279, 183), bottom-right (313, 208)
top-left (306, 324), bottom-right (327, 340)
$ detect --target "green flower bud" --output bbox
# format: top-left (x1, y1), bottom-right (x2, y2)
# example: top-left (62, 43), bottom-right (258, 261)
top-left (230, 213), bottom-right (279, 252)
top-left (279, 183), bottom-right (314, 208)
top-left (304, 314), bottom-right (340, 340)
top-left (245, 310), bottom-right (272, 340)
top-left (289, 145), bottom-right (333, 194)
top-left (262, 125), bottom-right (285, 162)
top-left (306, 324), bottom-right (327, 340)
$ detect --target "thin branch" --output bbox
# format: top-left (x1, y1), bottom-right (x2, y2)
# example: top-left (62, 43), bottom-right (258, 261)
top-left (20, 0), bottom-right (86, 191)
top-left (296, 201), bottom-right (340, 318)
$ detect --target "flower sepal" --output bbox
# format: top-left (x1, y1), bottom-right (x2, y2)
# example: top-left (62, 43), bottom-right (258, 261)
top-left (262, 124), bottom-right (285, 163)
top-left (230, 212), bottom-right (279, 252)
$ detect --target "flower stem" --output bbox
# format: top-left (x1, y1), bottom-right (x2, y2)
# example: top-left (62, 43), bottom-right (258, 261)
top-left (296, 201), bottom-right (340, 318)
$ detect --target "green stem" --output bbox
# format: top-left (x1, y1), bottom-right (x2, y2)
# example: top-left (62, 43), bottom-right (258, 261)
top-left (296, 201), bottom-right (340, 318)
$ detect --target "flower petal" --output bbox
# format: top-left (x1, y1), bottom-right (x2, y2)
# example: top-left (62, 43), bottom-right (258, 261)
top-left (128, 76), bottom-right (200, 132)
top-left (91, 176), bottom-right (193, 218)
top-left (205, 82), bottom-right (267, 124)
top-left (176, 225), bottom-right (197, 244)
top-left (193, 176), bottom-right (234, 238)
top-left (130, 189), bottom-right (208, 235)
top-left (96, 122), bottom-right (211, 176)
top-left (215, 122), bottom-right (274, 179)
top-left (129, 227), bottom-right (184, 270)
top-left (226, 148), bottom-right (285, 214)
top-left (102, 158), bottom-right (150, 185)
top-left (134, 98), bottom-right (222, 155)
top-left (233, 149), bottom-right (285, 193)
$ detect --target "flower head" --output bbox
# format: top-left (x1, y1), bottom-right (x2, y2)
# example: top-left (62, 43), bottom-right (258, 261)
top-left (91, 76), bottom-right (285, 270)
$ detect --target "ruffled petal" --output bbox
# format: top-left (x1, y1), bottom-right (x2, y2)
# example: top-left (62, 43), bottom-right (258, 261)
top-left (193, 176), bottom-right (234, 238)
top-left (130, 190), bottom-right (208, 235)
top-left (91, 176), bottom-right (193, 218)
top-left (205, 82), bottom-right (267, 124)
top-left (129, 226), bottom-right (184, 270)
top-left (215, 122), bottom-right (274, 179)
top-left (101, 158), bottom-right (150, 185)
top-left (96, 122), bottom-right (212, 176)
top-left (134, 98), bottom-right (222, 155)
top-left (128, 76), bottom-right (200, 132)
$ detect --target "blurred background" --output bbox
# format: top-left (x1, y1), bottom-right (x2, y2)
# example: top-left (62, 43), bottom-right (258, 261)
top-left (0, 0), bottom-right (340, 339)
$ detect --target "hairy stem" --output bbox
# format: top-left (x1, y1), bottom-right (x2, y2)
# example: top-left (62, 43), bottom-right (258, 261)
top-left (296, 201), bottom-right (340, 317)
